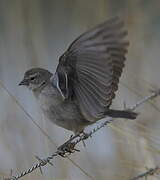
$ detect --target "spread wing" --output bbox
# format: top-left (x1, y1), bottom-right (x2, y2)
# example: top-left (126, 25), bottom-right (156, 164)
top-left (52, 17), bottom-right (129, 121)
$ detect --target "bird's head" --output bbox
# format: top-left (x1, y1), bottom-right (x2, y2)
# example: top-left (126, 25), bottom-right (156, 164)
top-left (19, 68), bottom-right (53, 92)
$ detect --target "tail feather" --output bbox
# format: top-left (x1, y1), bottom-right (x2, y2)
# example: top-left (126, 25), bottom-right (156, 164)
top-left (105, 109), bottom-right (138, 119)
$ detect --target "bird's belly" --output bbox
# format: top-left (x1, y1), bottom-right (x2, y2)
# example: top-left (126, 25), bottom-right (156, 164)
top-left (40, 98), bottom-right (85, 132)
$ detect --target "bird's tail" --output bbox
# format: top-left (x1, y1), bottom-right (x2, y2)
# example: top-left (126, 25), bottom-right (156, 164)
top-left (105, 109), bottom-right (138, 119)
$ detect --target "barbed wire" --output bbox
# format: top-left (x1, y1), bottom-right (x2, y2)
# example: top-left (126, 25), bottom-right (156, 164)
top-left (1, 89), bottom-right (160, 180)
top-left (0, 80), bottom-right (95, 180)
top-left (130, 166), bottom-right (160, 180)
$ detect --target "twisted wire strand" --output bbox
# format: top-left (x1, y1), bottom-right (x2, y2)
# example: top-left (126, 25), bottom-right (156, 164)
top-left (130, 166), bottom-right (160, 180)
top-left (0, 81), bottom-right (95, 179)
top-left (129, 89), bottom-right (160, 111)
top-left (3, 89), bottom-right (160, 180)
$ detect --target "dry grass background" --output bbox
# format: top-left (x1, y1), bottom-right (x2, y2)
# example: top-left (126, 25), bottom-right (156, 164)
top-left (0, 0), bottom-right (160, 179)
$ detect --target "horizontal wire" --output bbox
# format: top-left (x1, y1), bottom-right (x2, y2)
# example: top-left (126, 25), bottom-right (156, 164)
top-left (2, 89), bottom-right (159, 180)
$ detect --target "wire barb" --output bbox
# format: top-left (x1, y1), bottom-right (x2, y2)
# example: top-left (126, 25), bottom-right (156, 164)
top-left (1, 89), bottom-right (160, 180)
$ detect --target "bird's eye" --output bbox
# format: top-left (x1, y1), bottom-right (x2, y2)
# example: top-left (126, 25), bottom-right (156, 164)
top-left (30, 77), bottom-right (36, 81)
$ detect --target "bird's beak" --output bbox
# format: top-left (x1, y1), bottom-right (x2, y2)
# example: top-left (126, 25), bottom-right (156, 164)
top-left (19, 79), bottom-right (29, 86)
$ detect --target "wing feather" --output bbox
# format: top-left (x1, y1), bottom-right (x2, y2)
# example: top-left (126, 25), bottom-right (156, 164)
top-left (53, 17), bottom-right (129, 121)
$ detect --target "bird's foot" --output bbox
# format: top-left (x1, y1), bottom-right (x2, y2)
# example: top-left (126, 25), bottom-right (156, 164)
top-left (57, 133), bottom-right (81, 157)
top-left (57, 141), bottom-right (80, 157)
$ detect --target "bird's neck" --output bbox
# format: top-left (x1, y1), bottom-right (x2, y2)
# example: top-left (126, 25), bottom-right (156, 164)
top-left (32, 82), bottom-right (49, 98)
top-left (33, 82), bottom-right (59, 99)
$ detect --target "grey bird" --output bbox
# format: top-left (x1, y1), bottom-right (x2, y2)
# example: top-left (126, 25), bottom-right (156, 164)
top-left (19, 17), bottom-right (138, 134)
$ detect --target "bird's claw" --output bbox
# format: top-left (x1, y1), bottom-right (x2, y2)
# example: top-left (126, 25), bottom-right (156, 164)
top-left (57, 141), bottom-right (80, 157)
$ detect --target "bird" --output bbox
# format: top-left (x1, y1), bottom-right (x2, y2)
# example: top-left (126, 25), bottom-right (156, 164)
top-left (19, 17), bottom-right (138, 135)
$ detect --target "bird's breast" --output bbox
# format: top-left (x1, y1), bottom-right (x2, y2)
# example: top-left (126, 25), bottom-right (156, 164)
top-left (36, 88), bottom-right (84, 131)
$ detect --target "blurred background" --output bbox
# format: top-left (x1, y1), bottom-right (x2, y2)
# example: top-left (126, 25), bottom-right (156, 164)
top-left (0, 0), bottom-right (160, 179)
